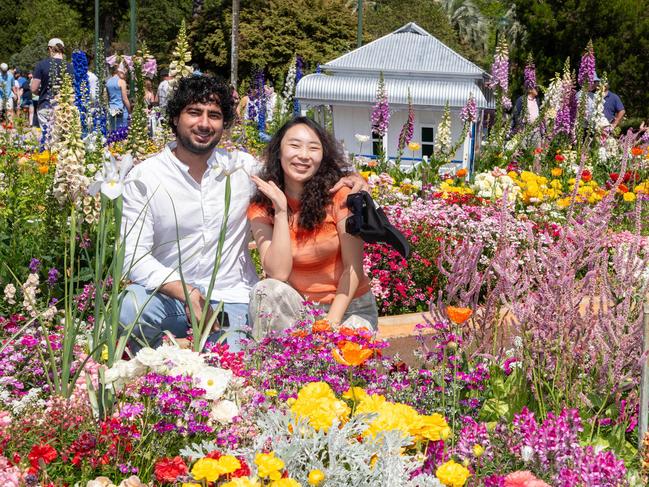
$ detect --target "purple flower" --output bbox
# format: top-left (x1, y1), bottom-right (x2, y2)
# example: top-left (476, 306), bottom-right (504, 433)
top-left (524, 55), bottom-right (537, 90)
top-left (142, 57), bottom-right (157, 78)
top-left (460, 95), bottom-right (477, 124)
top-left (577, 40), bottom-right (596, 89)
top-left (47, 268), bottom-right (60, 287)
top-left (28, 258), bottom-right (41, 273)
top-left (371, 74), bottom-right (390, 138)
top-left (488, 38), bottom-right (509, 93)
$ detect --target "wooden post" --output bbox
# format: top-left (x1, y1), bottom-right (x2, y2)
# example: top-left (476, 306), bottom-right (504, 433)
top-left (639, 300), bottom-right (649, 451)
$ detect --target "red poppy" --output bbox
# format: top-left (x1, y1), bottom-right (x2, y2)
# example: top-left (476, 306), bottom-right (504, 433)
top-left (154, 456), bottom-right (188, 483)
top-left (581, 170), bottom-right (592, 182)
top-left (28, 443), bottom-right (57, 469)
top-left (555, 153), bottom-right (565, 162)
top-left (618, 184), bottom-right (629, 194)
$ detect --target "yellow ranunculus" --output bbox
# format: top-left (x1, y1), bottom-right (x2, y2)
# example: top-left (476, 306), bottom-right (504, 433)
top-left (408, 142), bottom-right (421, 151)
top-left (551, 167), bottom-right (563, 177)
top-left (307, 469), bottom-right (326, 485)
top-left (255, 452), bottom-right (285, 481)
top-left (269, 479), bottom-right (302, 487)
top-left (624, 192), bottom-right (637, 202)
top-left (221, 478), bottom-right (262, 487)
top-left (472, 444), bottom-right (485, 458)
top-left (216, 455), bottom-right (241, 475)
top-left (415, 413), bottom-right (451, 441)
top-left (436, 459), bottom-right (471, 487)
top-left (191, 458), bottom-right (222, 482)
top-left (290, 382), bottom-right (350, 431)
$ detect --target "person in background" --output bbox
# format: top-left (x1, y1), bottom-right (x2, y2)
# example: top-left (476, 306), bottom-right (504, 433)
top-left (143, 78), bottom-right (157, 109)
top-left (15, 69), bottom-right (33, 124)
top-left (86, 53), bottom-right (99, 103)
top-left (106, 63), bottom-right (130, 130)
top-left (596, 78), bottom-right (625, 130)
top-left (0, 63), bottom-right (15, 122)
top-left (31, 38), bottom-right (73, 132)
top-left (157, 68), bottom-right (173, 116)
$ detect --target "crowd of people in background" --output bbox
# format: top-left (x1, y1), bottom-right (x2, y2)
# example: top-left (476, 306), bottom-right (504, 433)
top-left (0, 36), bottom-right (282, 138)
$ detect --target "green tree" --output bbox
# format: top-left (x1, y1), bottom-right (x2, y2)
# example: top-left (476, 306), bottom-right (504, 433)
top-left (18, 0), bottom-right (92, 52)
top-left (0, 0), bottom-right (21, 61)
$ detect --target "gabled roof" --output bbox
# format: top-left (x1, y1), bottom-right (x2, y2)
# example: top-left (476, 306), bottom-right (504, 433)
top-left (323, 22), bottom-right (485, 78)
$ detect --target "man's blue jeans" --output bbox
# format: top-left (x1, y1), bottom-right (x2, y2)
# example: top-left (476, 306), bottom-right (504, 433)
top-left (118, 284), bottom-right (249, 353)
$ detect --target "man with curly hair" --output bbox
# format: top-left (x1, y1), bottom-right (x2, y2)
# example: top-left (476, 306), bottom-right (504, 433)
top-left (119, 75), bottom-right (364, 353)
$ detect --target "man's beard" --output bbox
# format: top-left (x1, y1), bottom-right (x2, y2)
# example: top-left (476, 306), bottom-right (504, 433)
top-left (176, 129), bottom-right (220, 155)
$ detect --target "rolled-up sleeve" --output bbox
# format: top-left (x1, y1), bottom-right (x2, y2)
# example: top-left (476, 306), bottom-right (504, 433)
top-left (122, 177), bottom-right (181, 290)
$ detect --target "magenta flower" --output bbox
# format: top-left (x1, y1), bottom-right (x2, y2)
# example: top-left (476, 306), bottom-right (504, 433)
top-left (577, 40), bottom-right (596, 89)
top-left (460, 94), bottom-right (477, 124)
top-left (488, 38), bottom-right (509, 93)
top-left (524, 55), bottom-right (537, 90)
top-left (371, 74), bottom-right (390, 138)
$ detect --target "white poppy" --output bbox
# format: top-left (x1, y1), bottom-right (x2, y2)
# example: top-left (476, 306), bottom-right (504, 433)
top-left (196, 366), bottom-right (233, 400)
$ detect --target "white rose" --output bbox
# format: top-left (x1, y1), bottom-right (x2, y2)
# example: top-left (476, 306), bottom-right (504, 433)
top-left (134, 347), bottom-right (165, 371)
top-left (196, 366), bottom-right (232, 400)
top-left (210, 399), bottom-right (239, 423)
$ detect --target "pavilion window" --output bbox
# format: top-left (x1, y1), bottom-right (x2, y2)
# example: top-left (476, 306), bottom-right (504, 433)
top-left (371, 131), bottom-right (383, 156)
top-left (421, 126), bottom-right (435, 157)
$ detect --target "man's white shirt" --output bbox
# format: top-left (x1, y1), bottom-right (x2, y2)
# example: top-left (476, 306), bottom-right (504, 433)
top-left (122, 143), bottom-right (260, 303)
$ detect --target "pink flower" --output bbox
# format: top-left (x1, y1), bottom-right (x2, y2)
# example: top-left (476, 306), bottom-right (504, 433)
top-left (504, 471), bottom-right (550, 487)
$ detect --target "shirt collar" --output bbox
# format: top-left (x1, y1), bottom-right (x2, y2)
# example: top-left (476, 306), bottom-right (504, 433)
top-left (164, 141), bottom-right (220, 174)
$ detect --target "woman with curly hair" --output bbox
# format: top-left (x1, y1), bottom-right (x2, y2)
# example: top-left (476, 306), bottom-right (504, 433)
top-left (247, 117), bottom-right (377, 336)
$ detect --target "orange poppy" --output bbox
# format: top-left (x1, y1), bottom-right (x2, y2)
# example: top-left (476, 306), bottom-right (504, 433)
top-left (312, 319), bottom-right (332, 333)
top-left (632, 147), bottom-right (644, 156)
top-left (446, 306), bottom-right (473, 324)
top-left (367, 160), bottom-right (378, 168)
top-left (456, 168), bottom-right (468, 178)
top-left (332, 341), bottom-right (373, 366)
top-left (617, 184), bottom-right (629, 194)
top-left (38, 165), bottom-right (49, 175)
top-left (290, 330), bottom-right (309, 338)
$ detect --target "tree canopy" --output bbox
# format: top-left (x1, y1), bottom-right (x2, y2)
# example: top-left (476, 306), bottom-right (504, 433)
top-left (1, 0), bottom-right (648, 119)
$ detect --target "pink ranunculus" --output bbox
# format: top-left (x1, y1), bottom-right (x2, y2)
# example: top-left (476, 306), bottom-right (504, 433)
top-left (504, 471), bottom-right (541, 487)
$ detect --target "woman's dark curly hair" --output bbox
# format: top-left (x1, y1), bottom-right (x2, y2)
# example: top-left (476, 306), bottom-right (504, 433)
top-left (167, 75), bottom-right (235, 134)
top-left (251, 117), bottom-right (346, 231)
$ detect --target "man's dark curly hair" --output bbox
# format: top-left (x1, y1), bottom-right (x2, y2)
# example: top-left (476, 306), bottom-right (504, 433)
top-left (251, 117), bottom-right (346, 232)
top-left (166, 75), bottom-right (235, 134)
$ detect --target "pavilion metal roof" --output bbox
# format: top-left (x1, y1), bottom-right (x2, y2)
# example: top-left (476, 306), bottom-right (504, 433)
top-left (322, 22), bottom-right (486, 78)
top-left (297, 74), bottom-right (492, 109)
